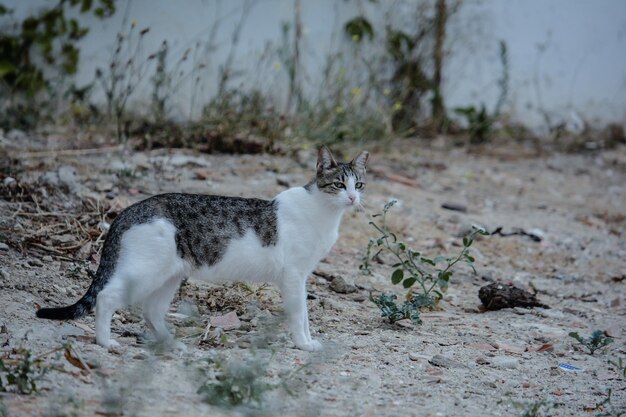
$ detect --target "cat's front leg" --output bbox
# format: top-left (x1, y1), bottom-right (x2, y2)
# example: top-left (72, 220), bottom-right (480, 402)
top-left (280, 273), bottom-right (322, 352)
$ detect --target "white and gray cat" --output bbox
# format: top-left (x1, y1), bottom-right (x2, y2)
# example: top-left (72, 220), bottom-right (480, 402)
top-left (37, 146), bottom-right (369, 351)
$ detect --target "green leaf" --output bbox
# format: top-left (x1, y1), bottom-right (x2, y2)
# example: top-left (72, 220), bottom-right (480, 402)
top-left (462, 237), bottom-right (469, 246)
top-left (433, 255), bottom-right (447, 264)
top-left (0, 61), bottom-right (16, 77)
top-left (438, 271), bottom-right (452, 282)
top-left (80, 0), bottom-right (93, 13)
top-left (465, 254), bottom-right (475, 263)
top-left (402, 277), bottom-right (417, 288)
top-left (397, 242), bottom-right (406, 251)
top-left (391, 269), bottom-right (404, 285)
top-left (421, 257), bottom-right (435, 266)
top-left (568, 332), bottom-right (582, 342)
top-left (344, 16), bottom-right (374, 43)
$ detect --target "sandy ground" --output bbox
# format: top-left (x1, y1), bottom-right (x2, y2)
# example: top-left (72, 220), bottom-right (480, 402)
top-left (0, 136), bottom-right (625, 417)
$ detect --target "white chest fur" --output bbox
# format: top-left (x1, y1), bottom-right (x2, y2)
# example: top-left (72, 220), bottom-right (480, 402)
top-left (274, 187), bottom-right (344, 274)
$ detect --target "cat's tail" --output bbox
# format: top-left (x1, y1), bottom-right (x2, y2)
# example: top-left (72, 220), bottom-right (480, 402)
top-left (36, 278), bottom-right (100, 320)
top-left (36, 257), bottom-right (115, 320)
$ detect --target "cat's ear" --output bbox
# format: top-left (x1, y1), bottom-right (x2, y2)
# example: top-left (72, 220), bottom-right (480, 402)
top-left (317, 145), bottom-right (337, 173)
top-left (351, 150), bottom-right (369, 170)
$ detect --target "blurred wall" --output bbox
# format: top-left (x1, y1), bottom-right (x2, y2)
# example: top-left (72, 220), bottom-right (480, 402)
top-left (7, 0), bottom-right (626, 131)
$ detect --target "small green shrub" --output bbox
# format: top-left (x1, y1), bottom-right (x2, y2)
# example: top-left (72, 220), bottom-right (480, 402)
top-left (197, 356), bottom-right (274, 407)
top-left (369, 293), bottom-right (427, 324)
top-left (0, 347), bottom-right (49, 394)
top-left (454, 104), bottom-right (493, 143)
top-left (516, 399), bottom-right (553, 417)
top-left (362, 200), bottom-right (487, 324)
top-left (594, 389), bottom-right (625, 417)
top-left (569, 330), bottom-right (613, 355)
top-left (0, 0), bottom-right (115, 130)
top-left (454, 41), bottom-right (509, 143)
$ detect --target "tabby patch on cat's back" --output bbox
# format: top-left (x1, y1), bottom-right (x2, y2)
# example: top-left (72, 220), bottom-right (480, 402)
top-left (36, 146), bottom-right (369, 352)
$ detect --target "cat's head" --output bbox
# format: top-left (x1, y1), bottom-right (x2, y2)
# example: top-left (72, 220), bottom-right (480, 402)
top-left (313, 146), bottom-right (369, 208)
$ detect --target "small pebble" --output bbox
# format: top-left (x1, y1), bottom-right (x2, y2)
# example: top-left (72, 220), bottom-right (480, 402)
top-left (491, 356), bottom-right (519, 369)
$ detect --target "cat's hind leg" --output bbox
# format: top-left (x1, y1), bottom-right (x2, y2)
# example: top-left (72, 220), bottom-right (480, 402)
top-left (95, 280), bottom-right (125, 349)
top-left (142, 275), bottom-right (186, 351)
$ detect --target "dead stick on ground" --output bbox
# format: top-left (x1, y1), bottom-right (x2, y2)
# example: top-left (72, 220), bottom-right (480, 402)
top-left (30, 242), bottom-right (65, 255)
top-left (11, 145), bottom-right (123, 159)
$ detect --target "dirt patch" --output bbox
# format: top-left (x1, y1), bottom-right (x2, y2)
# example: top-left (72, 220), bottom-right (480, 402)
top-left (1, 139), bottom-right (625, 416)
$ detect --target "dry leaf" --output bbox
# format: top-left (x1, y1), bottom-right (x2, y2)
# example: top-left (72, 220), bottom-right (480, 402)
top-left (64, 346), bottom-right (90, 374)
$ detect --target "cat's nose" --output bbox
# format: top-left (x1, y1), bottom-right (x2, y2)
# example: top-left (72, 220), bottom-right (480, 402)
top-left (348, 195), bottom-right (356, 204)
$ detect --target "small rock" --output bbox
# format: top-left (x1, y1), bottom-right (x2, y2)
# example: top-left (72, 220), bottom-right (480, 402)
top-left (479, 282), bottom-right (550, 310)
top-left (476, 357), bottom-right (491, 365)
top-left (0, 242), bottom-right (9, 251)
top-left (28, 258), bottom-right (44, 267)
top-left (351, 294), bottom-right (367, 302)
top-left (395, 319), bottom-right (415, 329)
top-left (237, 340), bottom-right (252, 349)
top-left (494, 342), bottom-right (526, 355)
top-left (76, 241), bottom-right (93, 260)
top-left (276, 177), bottom-right (290, 188)
top-left (319, 297), bottom-right (344, 311)
top-left (194, 168), bottom-right (211, 180)
top-left (491, 356), bottom-right (519, 369)
top-left (329, 276), bottom-right (357, 294)
top-left (441, 202), bottom-right (467, 213)
top-left (58, 165), bottom-right (81, 193)
top-left (169, 154), bottom-right (210, 168)
top-left (210, 311), bottom-right (241, 331)
top-left (2, 176), bottom-right (16, 188)
top-left (429, 354), bottom-right (468, 369)
top-left (467, 342), bottom-right (497, 352)
top-left (534, 308), bottom-right (565, 319)
top-left (95, 181), bottom-right (114, 192)
top-left (408, 352), bottom-right (430, 361)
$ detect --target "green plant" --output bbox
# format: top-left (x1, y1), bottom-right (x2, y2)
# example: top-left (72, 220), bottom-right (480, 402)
top-left (361, 200), bottom-right (487, 323)
top-left (197, 355), bottom-right (276, 407)
top-left (95, 21), bottom-right (151, 142)
top-left (608, 357), bottom-right (626, 378)
top-left (516, 399), bottom-right (553, 417)
top-left (454, 104), bottom-right (493, 143)
top-left (569, 330), bottom-right (613, 355)
top-left (454, 40), bottom-right (509, 143)
top-left (0, 347), bottom-right (49, 394)
top-left (0, 0), bottom-right (115, 129)
top-left (369, 293), bottom-right (427, 324)
top-left (594, 389), bottom-right (625, 417)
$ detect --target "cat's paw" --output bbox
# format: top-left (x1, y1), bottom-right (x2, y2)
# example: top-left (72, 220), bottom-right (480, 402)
top-left (98, 338), bottom-right (120, 350)
top-left (296, 339), bottom-right (323, 352)
top-left (170, 340), bottom-right (188, 353)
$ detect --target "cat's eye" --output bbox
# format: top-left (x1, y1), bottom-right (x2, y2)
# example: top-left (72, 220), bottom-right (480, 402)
top-left (355, 182), bottom-right (364, 190)
top-left (333, 182), bottom-right (346, 189)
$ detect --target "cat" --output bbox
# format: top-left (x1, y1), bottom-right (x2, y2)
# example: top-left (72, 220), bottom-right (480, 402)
top-left (36, 146), bottom-right (369, 352)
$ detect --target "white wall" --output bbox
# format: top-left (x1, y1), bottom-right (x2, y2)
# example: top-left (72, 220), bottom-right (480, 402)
top-left (5, 0), bottom-right (626, 130)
